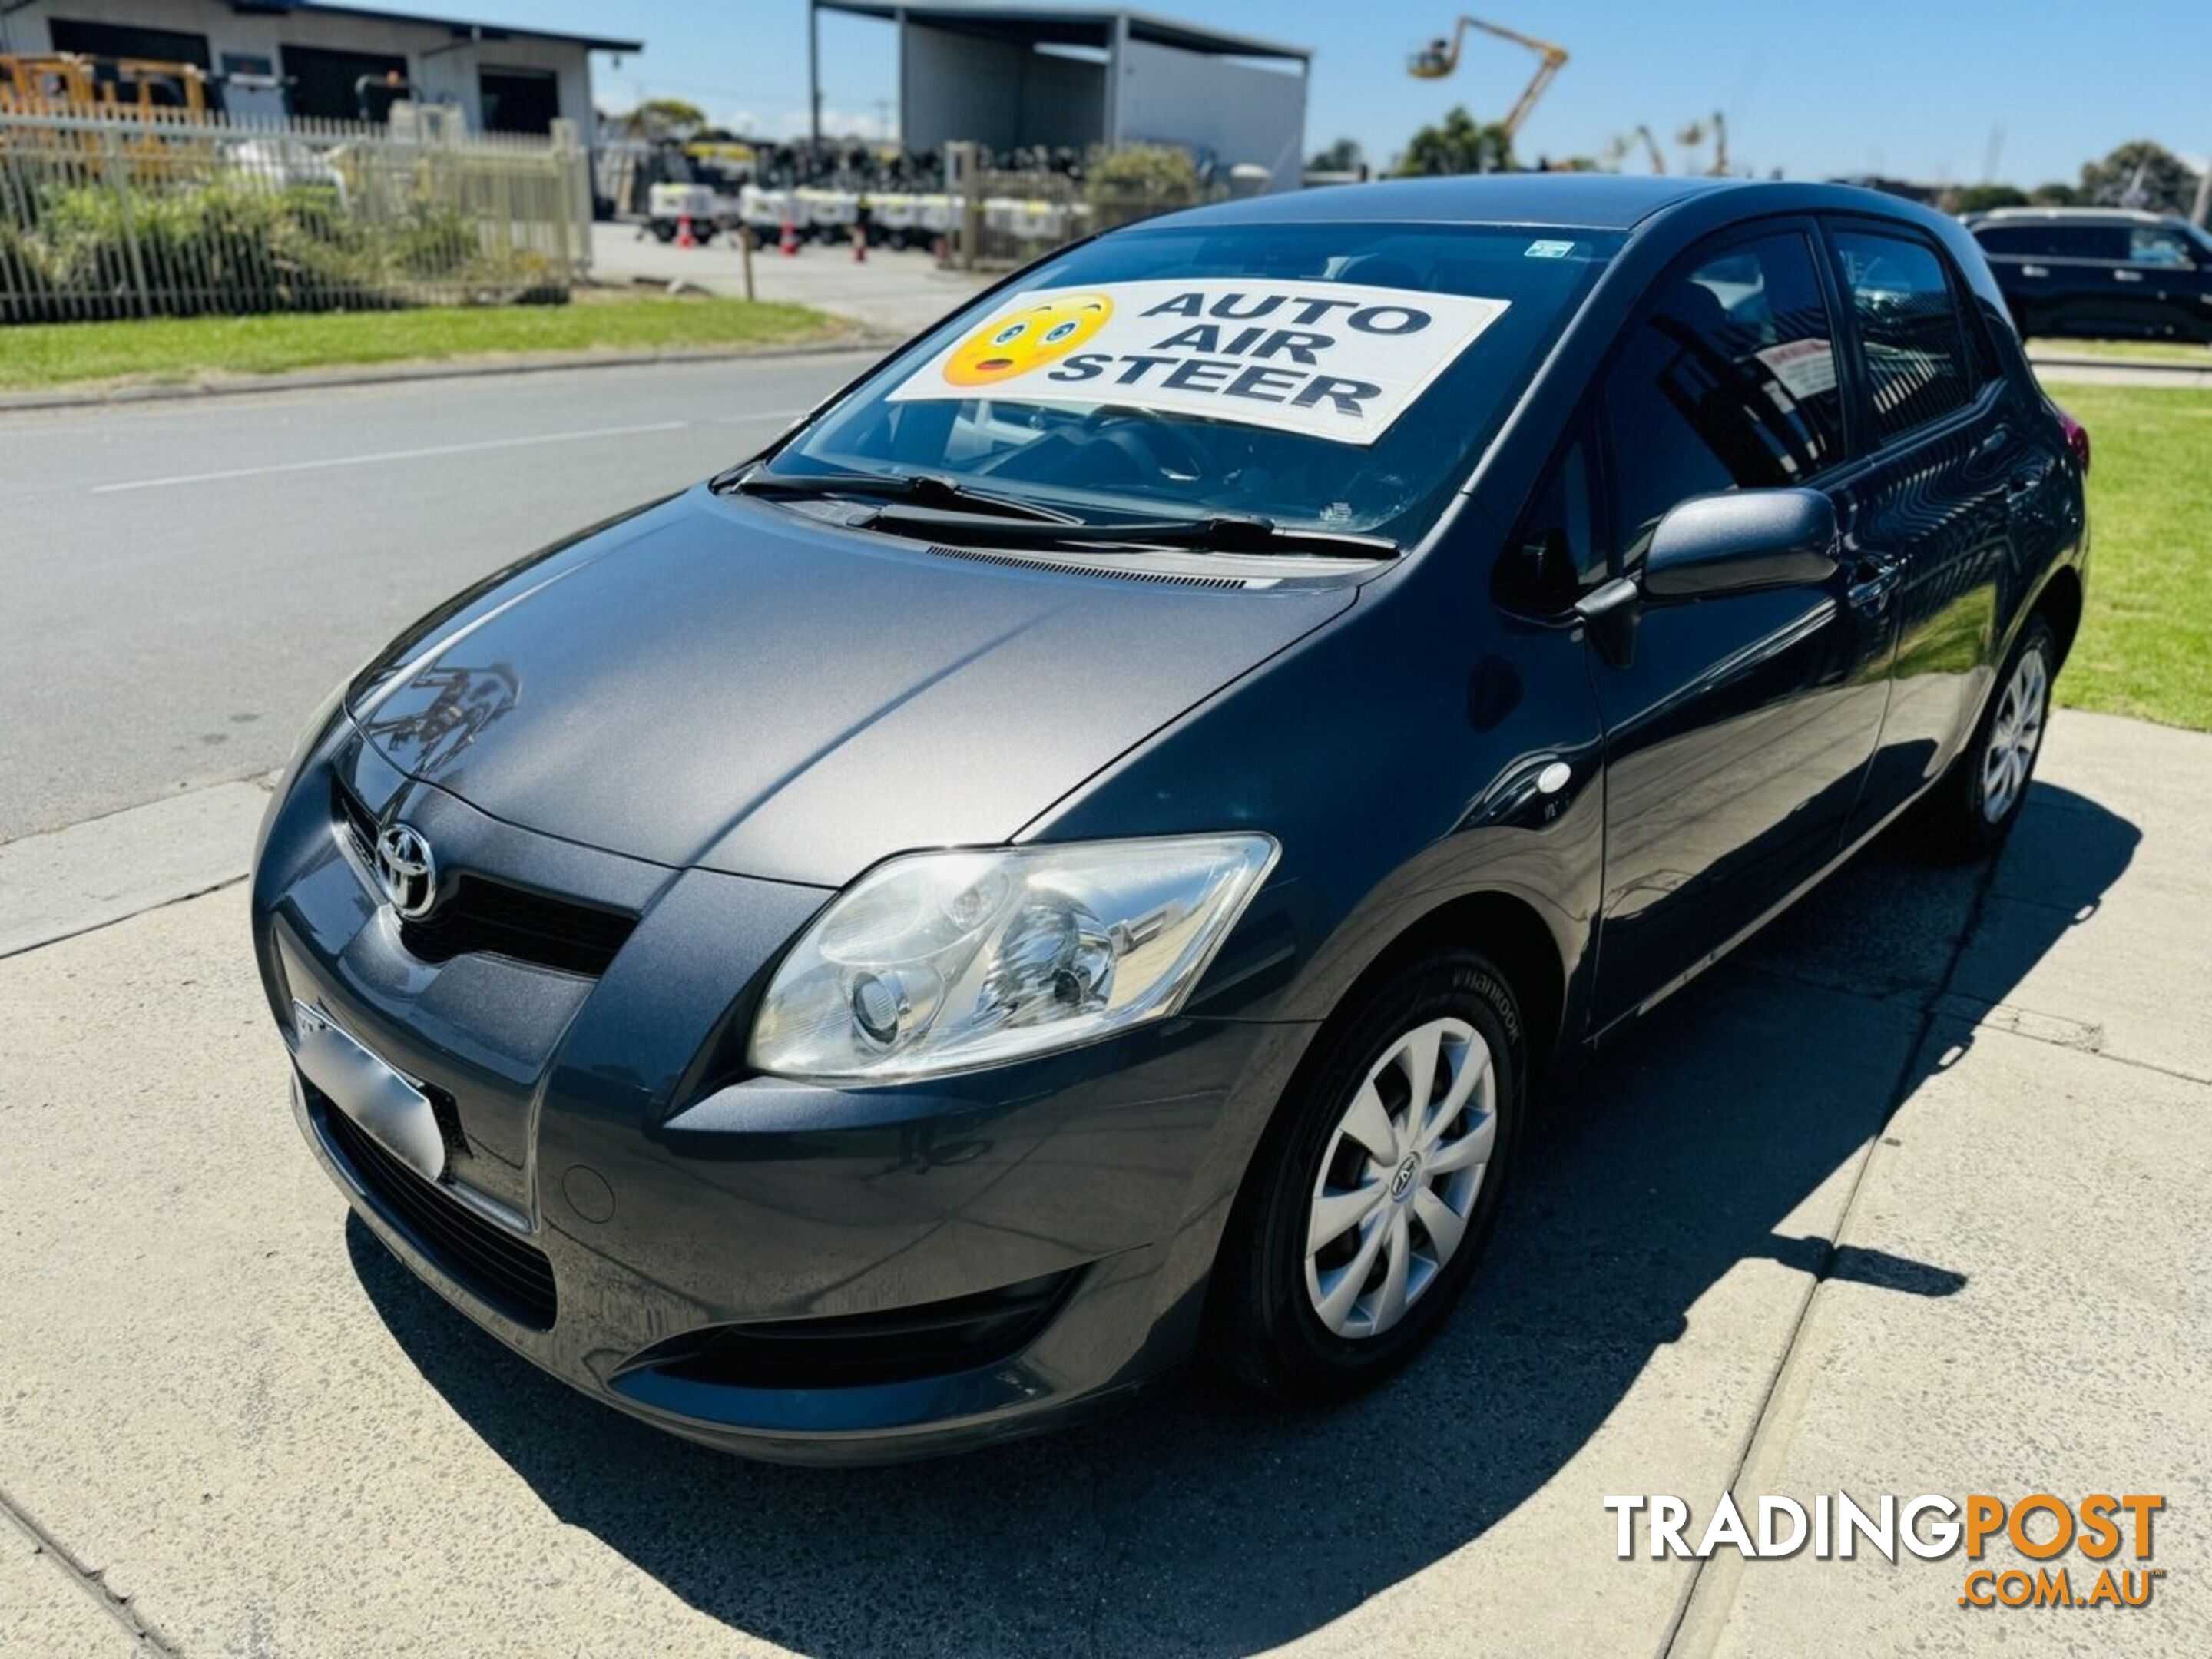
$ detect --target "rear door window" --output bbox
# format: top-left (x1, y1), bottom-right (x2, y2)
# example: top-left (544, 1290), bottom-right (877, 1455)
top-left (2130, 227), bottom-right (2197, 267)
top-left (1600, 231), bottom-right (1844, 568)
top-left (1832, 228), bottom-right (1972, 445)
top-left (1982, 223), bottom-right (2127, 260)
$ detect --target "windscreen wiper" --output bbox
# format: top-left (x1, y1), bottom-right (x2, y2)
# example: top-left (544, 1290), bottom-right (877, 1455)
top-left (861, 502), bottom-right (1399, 559)
top-left (724, 469), bottom-right (1080, 525)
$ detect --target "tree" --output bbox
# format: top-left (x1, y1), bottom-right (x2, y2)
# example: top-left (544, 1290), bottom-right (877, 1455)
top-left (1945, 184), bottom-right (2028, 214)
top-left (1397, 106), bottom-right (1514, 177)
top-left (1308, 137), bottom-right (1365, 174)
top-left (2079, 141), bottom-right (2201, 215)
top-left (613, 98), bottom-right (707, 143)
top-left (1088, 144), bottom-right (1203, 230)
top-left (1088, 143), bottom-right (1200, 199)
top-left (2027, 181), bottom-right (2081, 207)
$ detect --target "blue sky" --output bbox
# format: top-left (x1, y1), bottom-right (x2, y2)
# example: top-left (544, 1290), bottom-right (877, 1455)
top-left (515, 1), bottom-right (2205, 185)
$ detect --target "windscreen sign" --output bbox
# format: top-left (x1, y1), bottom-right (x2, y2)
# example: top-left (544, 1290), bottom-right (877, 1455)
top-left (886, 279), bottom-right (1512, 445)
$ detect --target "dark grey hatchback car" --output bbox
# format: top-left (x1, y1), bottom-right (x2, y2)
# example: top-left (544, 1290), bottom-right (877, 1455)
top-left (252, 176), bottom-right (2088, 1463)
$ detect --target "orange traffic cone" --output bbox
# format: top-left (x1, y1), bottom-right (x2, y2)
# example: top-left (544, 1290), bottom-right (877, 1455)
top-left (675, 214), bottom-right (697, 250)
top-left (779, 217), bottom-right (798, 257)
top-left (852, 224), bottom-right (867, 263)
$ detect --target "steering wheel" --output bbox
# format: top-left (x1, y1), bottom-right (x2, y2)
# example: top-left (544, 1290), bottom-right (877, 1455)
top-left (1091, 414), bottom-right (1216, 488)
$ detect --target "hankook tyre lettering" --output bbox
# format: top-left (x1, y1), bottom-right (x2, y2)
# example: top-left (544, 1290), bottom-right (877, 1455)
top-left (253, 175), bottom-right (2086, 1462)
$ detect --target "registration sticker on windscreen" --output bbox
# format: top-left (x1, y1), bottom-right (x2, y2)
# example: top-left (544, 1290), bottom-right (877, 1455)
top-left (885, 278), bottom-right (1512, 445)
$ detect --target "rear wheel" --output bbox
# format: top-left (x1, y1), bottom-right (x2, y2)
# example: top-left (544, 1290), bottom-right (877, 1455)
top-left (1916, 615), bottom-right (2055, 860)
top-left (1204, 948), bottom-right (1524, 1403)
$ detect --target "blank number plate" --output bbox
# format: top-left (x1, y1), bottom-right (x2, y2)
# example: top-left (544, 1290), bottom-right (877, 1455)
top-left (291, 1001), bottom-right (445, 1184)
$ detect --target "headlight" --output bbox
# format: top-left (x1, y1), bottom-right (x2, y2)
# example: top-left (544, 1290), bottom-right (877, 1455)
top-left (748, 834), bottom-right (1279, 1084)
top-left (253, 673), bottom-right (354, 866)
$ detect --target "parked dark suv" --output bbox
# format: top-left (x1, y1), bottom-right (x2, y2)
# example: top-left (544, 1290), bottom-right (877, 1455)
top-left (1965, 207), bottom-right (2212, 342)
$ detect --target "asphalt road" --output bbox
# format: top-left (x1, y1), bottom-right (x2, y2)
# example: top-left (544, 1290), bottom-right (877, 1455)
top-left (0, 351), bottom-right (879, 843)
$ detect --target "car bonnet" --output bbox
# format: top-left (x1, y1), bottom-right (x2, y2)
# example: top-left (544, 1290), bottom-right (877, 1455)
top-left (346, 485), bottom-right (1358, 886)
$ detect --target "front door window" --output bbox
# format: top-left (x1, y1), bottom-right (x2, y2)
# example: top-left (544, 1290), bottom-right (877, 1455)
top-left (1602, 233), bottom-right (1845, 569)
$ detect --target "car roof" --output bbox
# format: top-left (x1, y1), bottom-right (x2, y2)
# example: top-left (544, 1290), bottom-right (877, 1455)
top-left (1965, 207), bottom-right (2174, 226)
top-left (1144, 173), bottom-right (1948, 237)
top-left (1153, 174), bottom-right (1737, 233)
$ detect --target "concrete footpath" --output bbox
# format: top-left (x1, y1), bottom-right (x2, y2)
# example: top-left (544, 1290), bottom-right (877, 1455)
top-left (0, 709), bottom-right (2205, 1657)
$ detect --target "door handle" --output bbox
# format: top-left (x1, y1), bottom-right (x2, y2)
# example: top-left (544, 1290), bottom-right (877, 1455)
top-left (1846, 552), bottom-right (1904, 608)
top-left (2113, 268), bottom-right (2144, 283)
top-left (2019, 263), bottom-right (2049, 278)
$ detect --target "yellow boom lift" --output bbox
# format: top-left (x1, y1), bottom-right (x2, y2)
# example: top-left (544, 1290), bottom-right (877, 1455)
top-left (1406, 15), bottom-right (1570, 145)
top-left (1604, 123), bottom-right (1667, 174)
top-left (1676, 111), bottom-right (1730, 176)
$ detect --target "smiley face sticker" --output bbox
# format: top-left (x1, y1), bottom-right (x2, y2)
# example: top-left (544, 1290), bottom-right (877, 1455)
top-left (942, 292), bottom-right (1114, 388)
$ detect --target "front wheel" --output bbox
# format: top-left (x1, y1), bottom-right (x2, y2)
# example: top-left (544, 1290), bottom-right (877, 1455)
top-left (1916, 615), bottom-right (2056, 861)
top-left (1204, 949), bottom-right (1524, 1403)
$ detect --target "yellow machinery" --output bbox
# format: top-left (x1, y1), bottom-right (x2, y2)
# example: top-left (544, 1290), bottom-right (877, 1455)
top-left (1674, 112), bottom-right (1730, 176)
top-left (1604, 124), bottom-right (1666, 174)
top-left (109, 58), bottom-right (210, 117)
top-left (0, 53), bottom-right (96, 111)
top-left (0, 51), bottom-right (210, 117)
top-left (1406, 15), bottom-right (1569, 144)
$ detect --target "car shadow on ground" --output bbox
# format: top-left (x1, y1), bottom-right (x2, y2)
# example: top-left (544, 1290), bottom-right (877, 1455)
top-left (349, 780), bottom-right (2137, 1658)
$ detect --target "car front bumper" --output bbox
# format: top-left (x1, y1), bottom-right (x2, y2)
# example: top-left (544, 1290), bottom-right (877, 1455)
top-left (251, 727), bottom-right (1304, 1464)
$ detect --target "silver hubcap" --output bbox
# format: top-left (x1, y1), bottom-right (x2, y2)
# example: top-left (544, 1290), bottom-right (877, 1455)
top-left (1982, 647), bottom-right (2048, 823)
top-left (1304, 1017), bottom-right (1497, 1340)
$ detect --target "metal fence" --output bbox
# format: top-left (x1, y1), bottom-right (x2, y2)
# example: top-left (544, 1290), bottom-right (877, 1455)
top-left (0, 102), bottom-right (591, 323)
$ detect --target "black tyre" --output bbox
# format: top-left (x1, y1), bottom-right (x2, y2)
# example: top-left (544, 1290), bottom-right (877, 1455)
top-left (1204, 948), bottom-right (1525, 1403)
top-left (1916, 614), bottom-right (2057, 862)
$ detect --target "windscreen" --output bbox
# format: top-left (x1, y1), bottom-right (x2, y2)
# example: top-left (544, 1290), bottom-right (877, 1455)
top-left (763, 221), bottom-right (1621, 541)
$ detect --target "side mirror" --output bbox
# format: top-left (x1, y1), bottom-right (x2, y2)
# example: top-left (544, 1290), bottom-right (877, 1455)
top-left (1644, 488), bottom-right (1840, 600)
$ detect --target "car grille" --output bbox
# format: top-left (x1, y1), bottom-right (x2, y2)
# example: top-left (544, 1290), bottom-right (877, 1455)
top-left (316, 1088), bottom-right (558, 1330)
top-left (333, 777), bottom-right (637, 977)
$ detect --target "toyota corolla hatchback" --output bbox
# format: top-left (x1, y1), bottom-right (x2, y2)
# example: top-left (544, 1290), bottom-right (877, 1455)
top-left (252, 176), bottom-right (2088, 1463)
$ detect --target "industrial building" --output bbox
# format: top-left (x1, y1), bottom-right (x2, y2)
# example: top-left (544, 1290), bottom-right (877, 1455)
top-left (813, 1), bottom-right (1310, 191)
top-left (0, 0), bottom-right (638, 138)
